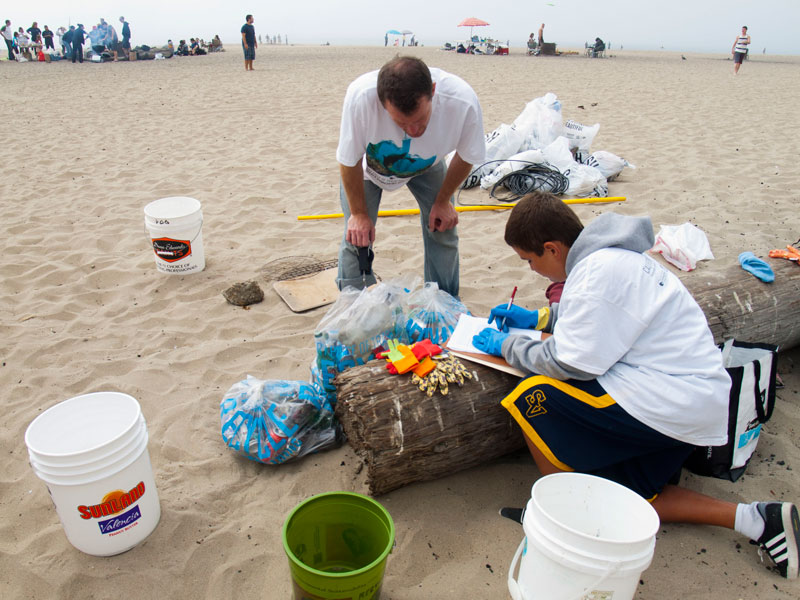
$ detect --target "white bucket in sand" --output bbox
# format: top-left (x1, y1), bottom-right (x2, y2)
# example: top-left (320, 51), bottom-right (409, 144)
top-left (508, 473), bottom-right (659, 600)
top-left (144, 196), bottom-right (205, 274)
top-left (24, 392), bottom-right (161, 556)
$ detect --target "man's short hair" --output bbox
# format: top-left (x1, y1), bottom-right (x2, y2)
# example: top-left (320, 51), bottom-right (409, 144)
top-left (504, 192), bottom-right (584, 254)
top-left (246, 14), bottom-right (253, 22)
top-left (377, 56), bottom-right (433, 115)
top-left (742, 26), bottom-right (748, 30)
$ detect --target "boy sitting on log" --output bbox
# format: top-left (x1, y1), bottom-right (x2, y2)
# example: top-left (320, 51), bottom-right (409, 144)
top-left (472, 192), bottom-right (800, 579)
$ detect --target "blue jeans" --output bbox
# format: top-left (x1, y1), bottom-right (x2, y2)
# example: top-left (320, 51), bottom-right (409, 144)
top-left (336, 161), bottom-right (460, 297)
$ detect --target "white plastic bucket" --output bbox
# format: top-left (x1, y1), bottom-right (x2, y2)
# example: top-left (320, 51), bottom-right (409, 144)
top-left (24, 392), bottom-right (161, 556)
top-left (508, 473), bottom-right (659, 600)
top-left (144, 196), bottom-right (204, 274)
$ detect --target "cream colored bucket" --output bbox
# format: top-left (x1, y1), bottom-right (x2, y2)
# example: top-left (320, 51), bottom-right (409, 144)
top-left (144, 196), bottom-right (205, 274)
top-left (25, 392), bottom-right (161, 556)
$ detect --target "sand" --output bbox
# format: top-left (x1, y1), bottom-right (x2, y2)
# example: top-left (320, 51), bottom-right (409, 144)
top-left (2, 45), bottom-right (799, 599)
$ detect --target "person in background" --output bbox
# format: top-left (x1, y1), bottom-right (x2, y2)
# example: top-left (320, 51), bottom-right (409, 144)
top-left (62, 25), bottom-right (74, 58)
top-left (71, 24), bottom-right (86, 63)
top-left (335, 56), bottom-right (485, 296)
top-left (732, 25), bottom-right (750, 75)
top-left (88, 26), bottom-right (103, 53)
top-left (119, 17), bottom-right (131, 59)
top-left (240, 14), bottom-right (256, 71)
top-left (26, 21), bottom-right (41, 47)
top-left (56, 26), bottom-right (66, 55)
top-left (17, 27), bottom-right (30, 50)
top-left (104, 21), bottom-right (119, 60)
top-left (41, 25), bottom-right (54, 50)
top-left (538, 23), bottom-right (545, 47)
top-left (1, 20), bottom-right (14, 60)
top-left (167, 39), bottom-right (174, 52)
top-left (591, 37), bottom-right (605, 57)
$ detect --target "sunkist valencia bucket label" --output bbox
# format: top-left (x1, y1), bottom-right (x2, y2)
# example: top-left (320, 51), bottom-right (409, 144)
top-left (151, 237), bottom-right (192, 262)
top-left (77, 481), bottom-right (147, 536)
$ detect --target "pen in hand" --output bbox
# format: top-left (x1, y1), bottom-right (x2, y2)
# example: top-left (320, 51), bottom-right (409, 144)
top-left (499, 286), bottom-right (517, 332)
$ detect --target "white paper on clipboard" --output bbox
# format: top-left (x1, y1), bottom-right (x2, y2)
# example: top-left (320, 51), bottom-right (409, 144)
top-left (447, 314), bottom-right (542, 355)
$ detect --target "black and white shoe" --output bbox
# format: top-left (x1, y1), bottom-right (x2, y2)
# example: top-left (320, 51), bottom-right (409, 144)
top-left (756, 502), bottom-right (800, 578)
top-left (499, 507), bottom-right (525, 524)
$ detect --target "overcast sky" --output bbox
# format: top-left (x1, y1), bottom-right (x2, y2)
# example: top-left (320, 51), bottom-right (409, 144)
top-left (4, 1), bottom-right (796, 54)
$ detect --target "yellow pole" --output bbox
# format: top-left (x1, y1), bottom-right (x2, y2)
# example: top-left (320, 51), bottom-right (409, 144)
top-left (297, 197), bottom-right (626, 220)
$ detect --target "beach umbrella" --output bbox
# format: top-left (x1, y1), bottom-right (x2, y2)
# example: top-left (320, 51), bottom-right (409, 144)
top-left (386, 29), bottom-right (402, 35)
top-left (400, 30), bottom-right (413, 35)
top-left (458, 17), bottom-right (490, 39)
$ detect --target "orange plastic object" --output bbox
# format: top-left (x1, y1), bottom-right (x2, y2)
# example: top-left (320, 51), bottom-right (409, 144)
top-left (412, 356), bottom-right (436, 377)
top-left (768, 246), bottom-right (800, 262)
top-left (392, 344), bottom-right (419, 374)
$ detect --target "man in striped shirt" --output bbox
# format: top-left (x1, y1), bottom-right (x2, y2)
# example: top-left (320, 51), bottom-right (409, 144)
top-left (732, 25), bottom-right (750, 74)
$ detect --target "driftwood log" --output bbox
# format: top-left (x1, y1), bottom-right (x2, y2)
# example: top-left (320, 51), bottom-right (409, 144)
top-left (335, 259), bottom-right (800, 495)
top-left (334, 361), bottom-right (522, 495)
top-left (679, 258), bottom-right (800, 350)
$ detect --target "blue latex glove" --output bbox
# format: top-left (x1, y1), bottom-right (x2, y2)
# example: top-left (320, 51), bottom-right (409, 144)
top-left (472, 327), bottom-right (509, 356)
top-left (488, 304), bottom-right (544, 333)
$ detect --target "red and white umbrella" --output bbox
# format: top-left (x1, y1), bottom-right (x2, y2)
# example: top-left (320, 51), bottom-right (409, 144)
top-left (458, 17), bottom-right (490, 39)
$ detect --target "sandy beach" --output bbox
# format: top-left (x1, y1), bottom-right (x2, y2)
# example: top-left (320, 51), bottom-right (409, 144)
top-left (2, 45), bottom-right (799, 599)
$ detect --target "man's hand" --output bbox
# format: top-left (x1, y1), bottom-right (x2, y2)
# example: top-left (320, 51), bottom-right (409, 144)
top-left (472, 327), bottom-right (509, 357)
top-left (346, 213), bottom-right (375, 248)
top-left (428, 200), bottom-right (458, 232)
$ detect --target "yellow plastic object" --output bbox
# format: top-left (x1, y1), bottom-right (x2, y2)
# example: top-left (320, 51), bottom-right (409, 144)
top-left (297, 197), bottom-right (626, 220)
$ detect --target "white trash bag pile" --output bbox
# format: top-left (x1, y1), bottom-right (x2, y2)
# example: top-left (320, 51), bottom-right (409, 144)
top-left (462, 92), bottom-right (635, 198)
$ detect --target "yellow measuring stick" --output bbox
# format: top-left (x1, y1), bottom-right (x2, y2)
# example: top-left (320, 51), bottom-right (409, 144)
top-left (297, 197), bottom-right (626, 220)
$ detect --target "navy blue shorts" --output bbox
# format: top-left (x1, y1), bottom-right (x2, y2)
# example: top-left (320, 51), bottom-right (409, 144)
top-left (501, 375), bottom-right (693, 500)
top-left (734, 52), bottom-right (746, 64)
top-left (242, 42), bottom-right (255, 60)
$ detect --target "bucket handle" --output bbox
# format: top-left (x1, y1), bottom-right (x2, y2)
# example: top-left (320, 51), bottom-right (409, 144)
top-left (564, 565), bottom-right (617, 600)
top-left (507, 538), bottom-right (525, 600)
top-left (144, 219), bottom-right (204, 244)
top-left (507, 537), bottom-right (620, 600)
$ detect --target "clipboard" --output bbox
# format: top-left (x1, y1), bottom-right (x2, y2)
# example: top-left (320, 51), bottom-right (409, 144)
top-left (445, 314), bottom-right (542, 377)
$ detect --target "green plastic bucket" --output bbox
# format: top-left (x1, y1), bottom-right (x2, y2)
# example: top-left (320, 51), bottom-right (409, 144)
top-left (282, 491), bottom-right (395, 600)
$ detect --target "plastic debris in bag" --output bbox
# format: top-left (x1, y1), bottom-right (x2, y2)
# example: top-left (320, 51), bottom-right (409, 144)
top-left (464, 123), bottom-right (525, 188)
top-left (514, 93), bottom-right (564, 152)
top-left (542, 137), bottom-right (608, 197)
top-left (220, 376), bottom-right (339, 465)
top-left (313, 278), bottom-right (414, 401)
top-left (581, 150), bottom-right (636, 181)
top-left (651, 223), bottom-right (715, 271)
top-left (405, 282), bottom-right (469, 345)
top-left (562, 119), bottom-right (600, 153)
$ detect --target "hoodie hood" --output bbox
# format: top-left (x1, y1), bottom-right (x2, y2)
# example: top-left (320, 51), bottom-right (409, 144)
top-left (565, 213), bottom-right (654, 276)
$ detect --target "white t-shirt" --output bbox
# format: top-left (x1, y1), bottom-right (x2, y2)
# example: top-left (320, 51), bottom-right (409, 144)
top-left (552, 248), bottom-right (730, 446)
top-left (336, 67), bottom-right (485, 191)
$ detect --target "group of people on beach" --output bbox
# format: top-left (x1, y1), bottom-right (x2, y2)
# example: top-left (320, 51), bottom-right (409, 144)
top-left (170, 36), bottom-right (222, 57)
top-left (333, 51), bottom-right (799, 581)
top-left (2, 17), bottom-right (131, 63)
top-left (259, 33), bottom-right (288, 45)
